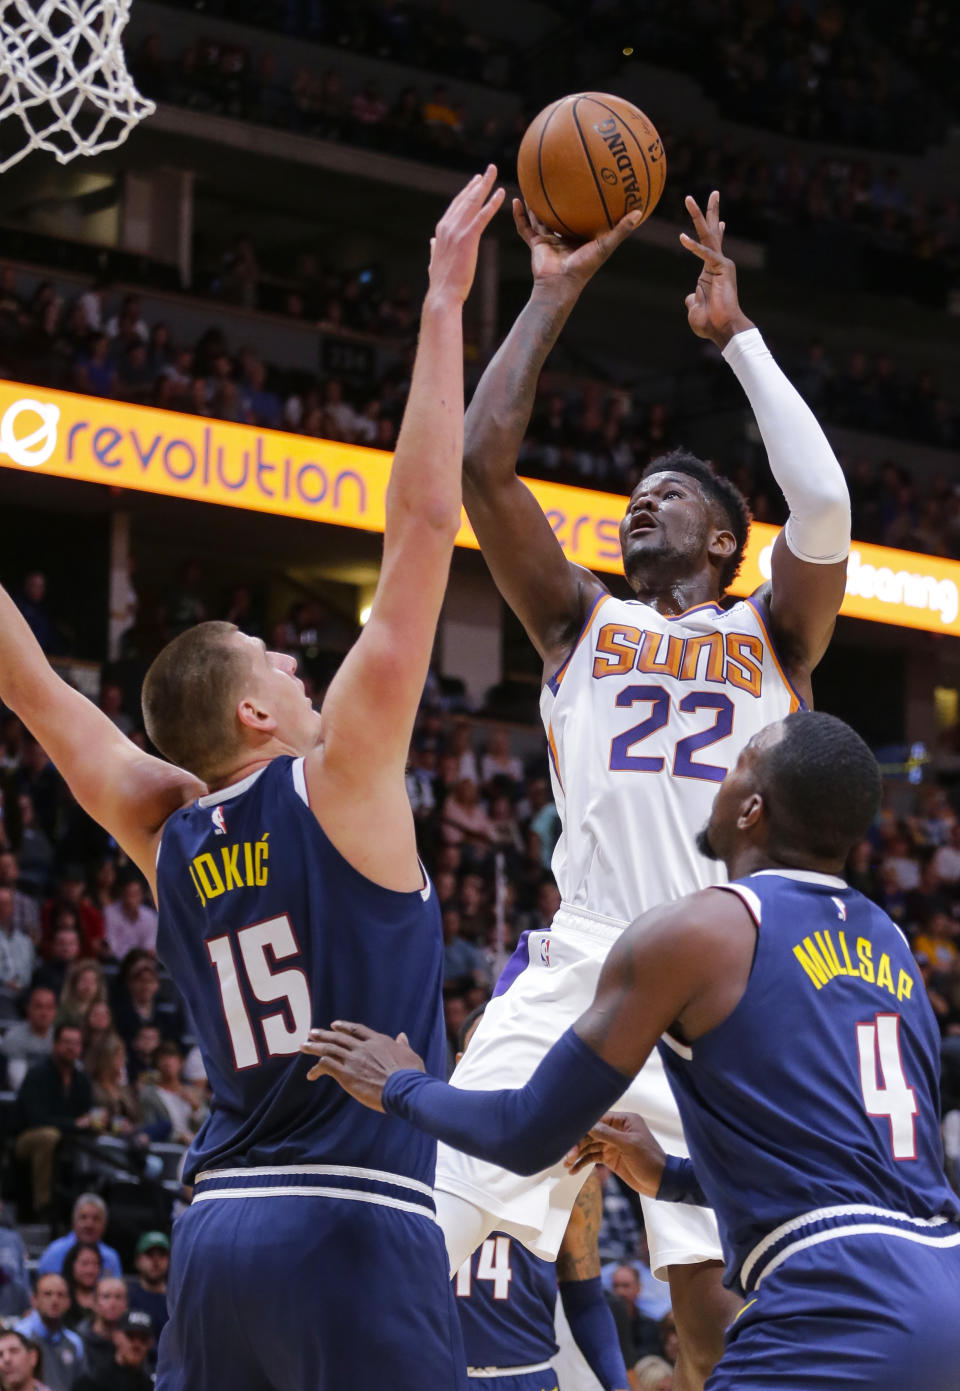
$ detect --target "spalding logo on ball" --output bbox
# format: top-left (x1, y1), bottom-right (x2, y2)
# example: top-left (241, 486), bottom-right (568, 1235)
top-left (518, 92), bottom-right (666, 240)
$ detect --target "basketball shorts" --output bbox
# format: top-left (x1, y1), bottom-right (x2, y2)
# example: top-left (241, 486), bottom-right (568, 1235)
top-left (467, 1368), bottom-right (558, 1391)
top-left (711, 1227), bottom-right (960, 1388)
top-left (155, 1166), bottom-right (467, 1391)
top-left (435, 904), bottom-right (721, 1278)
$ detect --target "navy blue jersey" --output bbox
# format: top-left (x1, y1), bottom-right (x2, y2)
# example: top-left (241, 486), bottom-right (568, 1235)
top-left (156, 756), bottom-right (445, 1185)
top-left (454, 1233), bottom-right (557, 1369)
top-left (660, 869), bottom-right (960, 1293)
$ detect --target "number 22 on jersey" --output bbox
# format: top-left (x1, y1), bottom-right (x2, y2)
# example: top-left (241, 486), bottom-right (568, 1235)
top-left (207, 914), bottom-right (313, 1069)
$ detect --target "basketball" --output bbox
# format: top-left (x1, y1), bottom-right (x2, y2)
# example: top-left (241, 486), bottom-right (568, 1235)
top-left (517, 92), bottom-right (666, 240)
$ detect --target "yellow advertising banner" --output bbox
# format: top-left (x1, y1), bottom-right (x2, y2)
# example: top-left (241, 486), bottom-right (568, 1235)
top-left (0, 382), bottom-right (957, 637)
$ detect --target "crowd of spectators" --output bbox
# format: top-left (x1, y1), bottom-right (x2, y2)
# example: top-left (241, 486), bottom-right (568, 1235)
top-left (129, 20), bottom-right (960, 308)
top-left (1, 265), bottom-right (959, 562)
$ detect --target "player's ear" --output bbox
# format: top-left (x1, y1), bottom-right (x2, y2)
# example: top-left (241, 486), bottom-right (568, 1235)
top-left (708, 526), bottom-right (737, 563)
top-left (737, 791), bottom-right (763, 831)
top-left (236, 697), bottom-right (278, 735)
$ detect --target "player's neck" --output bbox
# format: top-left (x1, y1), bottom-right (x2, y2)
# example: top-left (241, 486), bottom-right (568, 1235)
top-left (205, 735), bottom-right (315, 793)
top-left (628, 569), bottom-right (720, 616)
top-left (726, 845), bottom-right (847, 880)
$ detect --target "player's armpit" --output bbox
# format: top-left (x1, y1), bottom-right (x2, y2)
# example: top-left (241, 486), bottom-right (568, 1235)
top-left (765, 531), bottom-right (848, 689)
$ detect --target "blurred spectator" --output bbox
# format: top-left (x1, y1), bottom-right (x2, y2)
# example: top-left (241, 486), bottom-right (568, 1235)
top-left (124, 1233), bottom-right (169, 1342)
top-left (633, 1355), bottom-right (673, 1390)
top-left (61, 1244), bottom-right (103, 1330)
top-left (58, 962), bottom-right (107, 1028)
top-left (15, 1275), bottom-right (84, 1391)
top-left (73, 1278), bottom-right (128, 1382)
top-left (81, 1001), bottom-right (118, 1070)
top-left (913, 911), bottom-right (958, 974)
top-left (14, 576), bottom-right (64, 657)
top-left (103, 881), bottom-right (157, 960)
top-left (36, 1196), bottom-right (122, 1279)
top-left (16, 799), bottom-right (55, 899)
top-left (41, 870), bottom-right (105, 961)
top-left (138, 1042), bottom-right (207, 1145)
top-left (596, 1167), bottom-right (641, 1266)
top-left (31, 923), bottom-right (82, 999)
top-left (0, 1202), bottom-right (31, 1318)
top-left (0, 1328), bottom-right (48, 1391)
top-left (0, 888), bottom-right (36, 1015)
top-left (1, 986), bottom-right (56, 1091)
top-left (113, 956), bottom-right (174, 1049)
top-left (86, 1037), bottom-right (158, 1144)
top-left (0, 852), bottom-right (40, 939)
top-left (606, 1264), bottom-right (662, 1368)
top-left (73, 1309), bottom-right (153, 1391)
top-left (126, 1025), bottom-right (161, 1086)
top-left (14, 1026), bottom-right (94, 1217)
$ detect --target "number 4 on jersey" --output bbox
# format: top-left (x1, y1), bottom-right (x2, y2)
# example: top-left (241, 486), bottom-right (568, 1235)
top-left (208, 914), bottom-right (312, 1069)
top-left (856, 1013), bottom-right (918, 1160)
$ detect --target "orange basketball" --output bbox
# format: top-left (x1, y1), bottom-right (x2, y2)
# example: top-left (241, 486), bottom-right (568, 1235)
top-left (517, 92), bottom-right (666, 240)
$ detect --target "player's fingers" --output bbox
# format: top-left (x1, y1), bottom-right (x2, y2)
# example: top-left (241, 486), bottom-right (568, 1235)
top-left (330, 1019), bottom-right (375, 1039)
top-left (678, 232), bottom-right (725, 266)
top-left (471, 185), bottom-right (506, 233)
top-left (684, 194), bottom-right (709, 239)
top-left (396, 1031), bottom-right (409, 1045)
top-left (513, 197), bottom-right (535, 245)
top-left (706, 188), bottom-right (721, 229)
top-left (599, 208), bottom-right (644, 253)
top-left (306, 1052), bottom-right (346, 1082)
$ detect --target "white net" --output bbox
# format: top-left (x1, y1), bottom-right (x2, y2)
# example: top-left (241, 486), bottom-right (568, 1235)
top-left (0, 0), bottom-right (154, 173)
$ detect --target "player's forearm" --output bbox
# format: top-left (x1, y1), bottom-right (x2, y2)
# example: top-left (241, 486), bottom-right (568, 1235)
top-left (723, 328), bottom-right (850, 564)
top-left (0, 583), bottom-right (65, 713)
top-left (559, 1278), bottom-right (631, 1391)
top-left (463, 281), bottom-right (578, 490)
top-left (385, 290), bottom-right (465, 540)
top-left (382, 1026), bottom-right (628, 1175)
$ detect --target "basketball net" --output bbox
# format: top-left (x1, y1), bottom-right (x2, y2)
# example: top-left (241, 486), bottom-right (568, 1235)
top-left (0, 0), bottom-right (154, 173)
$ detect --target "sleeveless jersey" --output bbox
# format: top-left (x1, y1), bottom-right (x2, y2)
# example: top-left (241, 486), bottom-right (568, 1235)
top-left (156, 756), bottom-right (445, 1185)
top-left (659, 869), bottom-right (960, 1293)
top-left (454, 1232), bottom-right (557, 1369)
top-left (541, 592), bottom-right (803, 925)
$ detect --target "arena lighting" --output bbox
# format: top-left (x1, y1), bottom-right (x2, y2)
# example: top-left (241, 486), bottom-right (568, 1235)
top-left (0, 382), bottom-right (957, 639)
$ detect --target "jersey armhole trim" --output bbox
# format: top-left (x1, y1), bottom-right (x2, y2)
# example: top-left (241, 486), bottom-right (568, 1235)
top-left (544, 592), bottom-right (610, 695)
top-left (292, 756), bottom-right (309, 807)
top-left (715, 882), bottom-right (763, 926)
top-left (743, 595), bottom-right (807, 713)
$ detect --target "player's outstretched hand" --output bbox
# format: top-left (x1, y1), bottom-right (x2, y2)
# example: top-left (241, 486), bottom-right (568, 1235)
top-left (564, 1111), bottom-right (666, 1197)
top-left (514, 198), bottom-right (642, 294)
top-left (301, 1021), bottom-right (424, 1112)
top-left (679, 190), bottom-right (754, 350)
top-left (428, 165), bottom-right (505, 306)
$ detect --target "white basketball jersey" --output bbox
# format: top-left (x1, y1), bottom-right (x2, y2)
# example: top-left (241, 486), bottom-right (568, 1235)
top-left (541, 592), bottom-right (804, 926)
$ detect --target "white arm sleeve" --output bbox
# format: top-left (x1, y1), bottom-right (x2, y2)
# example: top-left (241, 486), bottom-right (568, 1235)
top-left (722, 327), bottom-right (851, 565)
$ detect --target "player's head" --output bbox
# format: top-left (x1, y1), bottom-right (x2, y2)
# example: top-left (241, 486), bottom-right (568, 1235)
top-left (619, 451), bottom-right (750, 597)
top-left (698, 711), bottom-right (881, 871)
top-left (142, 622), bottom-right (322, 785)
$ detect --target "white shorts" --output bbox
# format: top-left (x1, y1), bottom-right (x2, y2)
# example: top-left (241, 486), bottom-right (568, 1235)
top-left (435, 904), bottom-right (722, 1280)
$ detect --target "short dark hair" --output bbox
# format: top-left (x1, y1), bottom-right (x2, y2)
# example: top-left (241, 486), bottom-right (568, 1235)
top-left (642, 450), bottom-right (751, 592)
top-left (757, 712), bottom-right (881, 861)
top-left (0, 1328), bottom-right (41, 1375)
top-left (141, 621), bottom-right (251, 782)
top-left (53, 1020), bottom-right (82, 1043)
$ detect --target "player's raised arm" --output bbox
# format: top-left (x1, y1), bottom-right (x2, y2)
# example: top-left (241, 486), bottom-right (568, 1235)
top-left (301, 888), bottom-right (751, 1171)
top-left (306, 169), bottom-right (503, 867)
top-left (463, 201), bottom-right (640, 667)
top-left (0, 586), bottom-right (202, 889)
top-left (680, 192), bottom-right (850, 702)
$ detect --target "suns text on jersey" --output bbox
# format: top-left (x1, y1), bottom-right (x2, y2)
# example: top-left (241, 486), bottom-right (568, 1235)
top-left (188, 834), bottom-right (270, 906)
top-left (793, 928), bottom-right (914, 1002)
top-left (592, 625), bottom-right (764, 697)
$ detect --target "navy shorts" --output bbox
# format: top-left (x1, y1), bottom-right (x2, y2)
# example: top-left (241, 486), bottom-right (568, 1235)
top-left (156, 1169), bottom-right (467, 1391)
top-left (468, 1372), bottom-right (558, 1391)
top-left (710, 1230), bottom-right (960, 1389)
